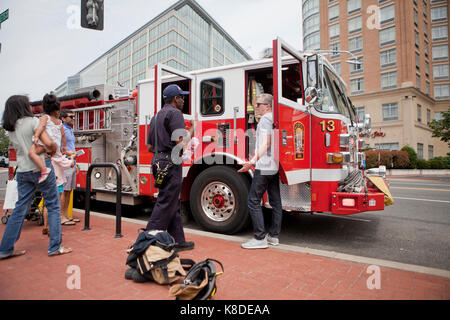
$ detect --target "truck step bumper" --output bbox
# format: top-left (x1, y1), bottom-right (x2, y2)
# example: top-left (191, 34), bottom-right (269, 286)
top-left (331, 192), bottom-right (385, 215)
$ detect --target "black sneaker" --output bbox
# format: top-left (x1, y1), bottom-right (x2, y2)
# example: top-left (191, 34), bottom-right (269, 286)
top-left (174, 241), bottom-right (195, 252)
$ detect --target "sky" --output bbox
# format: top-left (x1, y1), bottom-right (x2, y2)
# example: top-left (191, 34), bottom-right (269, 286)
top-left (0, 0), bottom-right (303, 116)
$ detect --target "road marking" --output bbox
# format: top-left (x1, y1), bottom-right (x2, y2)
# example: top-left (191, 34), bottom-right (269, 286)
top-left (390, 186), bottom-right (450, 192)
top-left (313, 212), bottom-right (371, 222)
top-left (390, 182), bottom-right (450, 187)
top-left (394, 196), bottom-right (450, 204)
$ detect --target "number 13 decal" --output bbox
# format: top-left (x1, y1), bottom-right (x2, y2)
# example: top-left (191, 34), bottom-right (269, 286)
top-left (319, 120), bottom-right (335, 132)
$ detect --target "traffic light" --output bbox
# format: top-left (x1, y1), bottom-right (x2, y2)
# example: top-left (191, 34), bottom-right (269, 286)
top-left (81, 0), bottom-right (104, 30)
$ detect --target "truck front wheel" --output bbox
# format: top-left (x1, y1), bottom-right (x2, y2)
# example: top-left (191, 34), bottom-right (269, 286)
top-left (190, 166), bottom-right (250, 234)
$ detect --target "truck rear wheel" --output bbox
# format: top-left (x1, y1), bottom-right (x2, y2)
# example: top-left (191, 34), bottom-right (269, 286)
top-left (190, 166), bottom-right (250, 234)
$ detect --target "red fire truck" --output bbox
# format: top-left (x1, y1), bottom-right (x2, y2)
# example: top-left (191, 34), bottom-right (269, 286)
top-left (9, 38), bottom-right (391, 234)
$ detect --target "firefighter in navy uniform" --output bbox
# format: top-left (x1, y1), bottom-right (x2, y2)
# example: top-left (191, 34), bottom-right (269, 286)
top-left (146, 84), bottom-right (196, 252)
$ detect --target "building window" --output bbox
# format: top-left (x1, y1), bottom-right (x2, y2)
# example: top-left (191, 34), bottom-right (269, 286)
top-left (350, 77), bottom-right (364, 94)
top-left (119, 56), bottom-right (131, 71)
top-left (416, 73), bottom-right (421, 89)
top-left (424, 21), bottom-right (428, 37)
top-left (432, 44), bottom-right (449, 61)
top-left (356, 106), bottom-right (365, 122)
top-left (374, 143), bottom-right (400, 151)
top-left (332, 62), bottom-right (341, 75)
top-left (417, 104), bottom-right (422, 122)
top-left (304, 13), bottom-right (320, 34)
top-left (431, 6), bottom-right (448, 22)
top-left (304, 31), bottom-right (320, 50)
top-left (426, 81), bottom-right (431, 95)
top-left (380, 26), bottom-right (396, 46)
top-left (200, 78), bottom-right (224, 116)
top-left (380, 48), bottom-right (397, 67)
top-left (428, 145), bottom-right (434, 159)
top-left (132, 60), bottom-right (146, 76)
top-left (303, 0), bottom-right (320, 17)
top-left (380, 4), bottom-right (395, 24)
top-left (416, 52), bottom-right (420, 69)
top-left (427, 108), bottom-right (431, 123)
top-left (434, 84), bottom-right (450, 99)
top-left (382, 102), bottom-right (398, 121)
top-left (329, 23), bottom-right (340, 40)
top-left (435, 111), bottom-right (444, 120)
top-left (119, 43), bottom-right (131, 60)
top-left (425, 60), bottom-right (430, 76)
top-left (347, 0), bottom-right (361, 14)
top-left (348, 36), bottom-right (363, 53)
top-left (417, 143), bottom-right (424, 160)
top-left (424, 0), bottom-right (428, 17)
top-left (350, 56), bottom-right (364, 74)
top-left (414, 8), bottom-right (419, 25)
top-left (108, 52), bottom-right (118, 66)
top-left (415, 30), bottom-right (420, 47)
top-left (432, 25), bottom-right (448, 42)
top-left (433, 64), bottom-right (450, 80)
top-left (329, 4), bottom-right (339, 20)
top-left (381, 71), bottom-right (398, 89)
top-left (348, 15), bottom-right (362, 34)
top-left (424, 40), bottom-right (429, 56)
top-left (330, 42), bottom-right (340, 58)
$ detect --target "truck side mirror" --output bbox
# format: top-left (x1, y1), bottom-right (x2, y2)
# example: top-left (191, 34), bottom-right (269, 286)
top-left (307, 54), bottom-right (319, 89)
top-left (305, 87), bottom-right (322, 107)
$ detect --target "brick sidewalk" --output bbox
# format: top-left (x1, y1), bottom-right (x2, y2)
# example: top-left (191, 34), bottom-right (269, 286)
top-left (0, 210), bottom-right (449, 300)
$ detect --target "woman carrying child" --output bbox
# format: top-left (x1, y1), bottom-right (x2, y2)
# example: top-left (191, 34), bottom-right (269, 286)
top-left (0, 95), bottom-right (72, 259)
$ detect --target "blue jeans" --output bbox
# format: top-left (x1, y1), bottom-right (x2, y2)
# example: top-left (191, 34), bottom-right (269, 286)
top-left (248, 170), bottom-right (283, 240)
top-left (0, 159), bottom-right (62, 255)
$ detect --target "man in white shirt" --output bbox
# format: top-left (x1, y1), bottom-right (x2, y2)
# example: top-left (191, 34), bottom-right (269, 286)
top-left (238, 94), bottom-right (282, 249)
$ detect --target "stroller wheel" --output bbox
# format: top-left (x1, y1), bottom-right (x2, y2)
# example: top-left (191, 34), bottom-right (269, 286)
top-left (1, 215), bottom-right (8, 225)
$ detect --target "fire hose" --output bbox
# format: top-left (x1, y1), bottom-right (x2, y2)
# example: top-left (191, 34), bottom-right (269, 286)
top-left (337, 170), bottom-right (368, 194)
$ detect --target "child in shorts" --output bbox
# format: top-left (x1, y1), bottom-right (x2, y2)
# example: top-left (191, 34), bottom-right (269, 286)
top-left (28, 94), bottom-right (73, 183)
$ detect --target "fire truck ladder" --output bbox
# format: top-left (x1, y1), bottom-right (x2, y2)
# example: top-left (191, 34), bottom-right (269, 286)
top-left (73, 104), bottom-right (114, 134)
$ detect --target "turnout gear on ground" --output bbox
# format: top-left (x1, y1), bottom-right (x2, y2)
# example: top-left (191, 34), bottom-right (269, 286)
top-left (125, 230), bottom-right (189, 284)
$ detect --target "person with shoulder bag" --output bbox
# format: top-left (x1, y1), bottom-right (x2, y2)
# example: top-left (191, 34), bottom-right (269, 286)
top-left (146, 84), bottom-right (197, 252)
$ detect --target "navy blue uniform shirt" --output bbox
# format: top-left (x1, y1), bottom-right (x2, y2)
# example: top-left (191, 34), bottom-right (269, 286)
top-left (148, 104), bottom-right (187, 154)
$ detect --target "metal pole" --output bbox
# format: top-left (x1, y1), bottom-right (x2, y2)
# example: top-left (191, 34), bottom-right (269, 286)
top-left (82, 163), bottom-right (123, 238)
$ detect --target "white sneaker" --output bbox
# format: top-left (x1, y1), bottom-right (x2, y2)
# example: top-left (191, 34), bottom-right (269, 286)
top-left (266, 235), bottom-right (279, 246)
top-left (241, 237), bottom-right (268, 249)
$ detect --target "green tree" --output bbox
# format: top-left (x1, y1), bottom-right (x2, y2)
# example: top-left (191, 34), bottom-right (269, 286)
top-left (0, 127), bottom-right (9, 156)
top-left (428, 108), bottom-right (450, 151)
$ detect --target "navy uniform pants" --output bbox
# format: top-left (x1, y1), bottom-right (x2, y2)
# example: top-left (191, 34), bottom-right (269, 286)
top-left (146, 162), bottom-right (186, 244)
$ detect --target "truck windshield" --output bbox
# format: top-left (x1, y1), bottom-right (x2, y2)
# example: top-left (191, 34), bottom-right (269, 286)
top-left (316, 66), bottom-right (353, 121)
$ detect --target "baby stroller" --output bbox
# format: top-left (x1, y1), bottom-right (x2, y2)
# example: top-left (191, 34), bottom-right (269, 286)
top-left (2, 191), bottom-right (45, 226)
top-left (2, 166), bottom-right (46, 225)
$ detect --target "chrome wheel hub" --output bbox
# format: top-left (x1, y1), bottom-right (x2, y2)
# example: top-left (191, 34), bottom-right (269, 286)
top-left (200, 182), bottom-right (236, 222)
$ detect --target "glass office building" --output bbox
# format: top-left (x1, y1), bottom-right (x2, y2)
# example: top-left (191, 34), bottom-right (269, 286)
top-left (56, 0), bottom-right (251, 93)
top-left (302, 0), bottom-right (320, 50)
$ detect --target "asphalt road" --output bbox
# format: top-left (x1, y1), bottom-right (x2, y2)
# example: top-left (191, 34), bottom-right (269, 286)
top-left (1, 169), bottom-right (449, 270)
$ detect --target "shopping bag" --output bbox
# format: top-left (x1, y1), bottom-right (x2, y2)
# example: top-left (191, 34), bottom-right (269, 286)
top-left (3, 179), bottom-right (18, 210)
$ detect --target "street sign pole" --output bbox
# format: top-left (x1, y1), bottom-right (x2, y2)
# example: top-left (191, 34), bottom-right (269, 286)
top-left (0, 9), bottom-right (9, 53)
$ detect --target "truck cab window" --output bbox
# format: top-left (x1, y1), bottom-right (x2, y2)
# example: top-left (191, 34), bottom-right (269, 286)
top-left (201, 79), bottom-right (224, 116)
top-left (281, 62), bottom-right (303, 104)
top-left (162, 79), bottom-right (191, 115)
